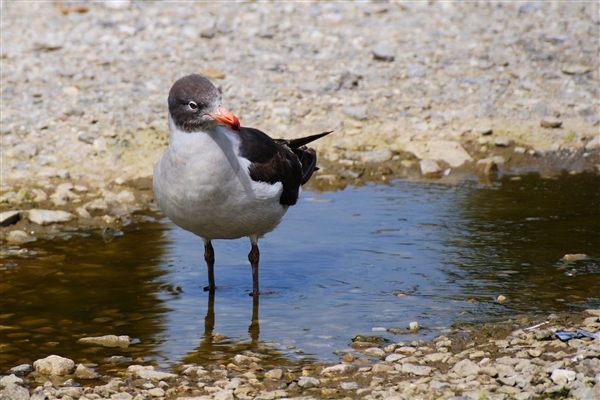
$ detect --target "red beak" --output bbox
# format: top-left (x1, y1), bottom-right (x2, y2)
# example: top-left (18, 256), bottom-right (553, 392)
top-left (205, 106), bottom-right (240, 131)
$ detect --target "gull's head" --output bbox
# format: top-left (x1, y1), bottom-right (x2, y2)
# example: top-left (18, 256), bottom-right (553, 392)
top-left (168, 73), bottom-right (240, 132)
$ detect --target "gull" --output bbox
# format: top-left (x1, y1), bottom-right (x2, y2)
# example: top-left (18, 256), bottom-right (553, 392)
top-left (153, 74), bottom-right (331, 296)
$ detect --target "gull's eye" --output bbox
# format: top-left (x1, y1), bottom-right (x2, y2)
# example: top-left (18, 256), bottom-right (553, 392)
top-left (188, 101), bottom-right (198, 110)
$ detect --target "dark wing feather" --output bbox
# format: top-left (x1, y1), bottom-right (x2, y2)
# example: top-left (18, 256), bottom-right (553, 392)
top-left (237, 127), bottom-right (303, 206)
top-left (274, 131), bottom-right (332, 185)
top-left (238, 128), bottom-right (332, 205)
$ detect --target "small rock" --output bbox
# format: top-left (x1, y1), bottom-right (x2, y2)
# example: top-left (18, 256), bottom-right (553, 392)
top-left (372, 45), bottom-right (395, 62)
top-left (27, 210), bottom-right (74, 225)
top-left (497, 295), bottom-right (507, 302)
top-left (493, 137), bottom-right (514, 147)
top-left (341, 353), bottom-right (355, 363)
top-left (7, 364), bottom-right (34, 377)
top-left (540, 117), bottom-right (562, 128)
top-left (473, 126), bottom-right (493, 135)
top-left (127, 365), bottom-right (177, 380)
top-left (0, 374), bottom-right (23, 387)
top-left (360, 149), bottom-right (393, 163)
top-left (56, 169), bottom-right (70, 179)
top-left (585, 136), bottom-right (600, 150)
top-left (1, 383), bottom-right (30, 400)
top-left (362, 347), bottom-right (386, 359)
top-left (409, 322), bottom-right (419, 331)
top-left (77, 335), bottom-right (131, 348)
top-left (33, 355), bottom-right (75, 375)
top-left (1, 210), bottom-right (20, 226)
top-left (426, 140), bottom-right (473, 167)
top-left (340, 382), bottom-right (359, 390)
top-left (265, 369), bottom-right (283, 380)
top-left (372, 363), bottom-right (395, 373)
top-left (233, 354), bottom-right (259, 366)
top-left (147, 387), bottom-right (166, 397)
top-left (75, 207), bottom-right (92, 219)
top-left (75, 363), bottom-right (101, 379)
top-left (550, 368), bottom-right (576, 385)
top-left (385, 354), bottom-right (404, 363)
top-left (77, 131), bottom-right (99, 144)
top-left (84, 198), bottom-right (109, 211)
top-left (110, 393), bottom-right (133, 400)
top-left (398, 363), bottom-right (434, 376)
top-left (514, 146), bottom-right (527, 154)
top-left (476, 158), bottom-right (499, 175)
top-left (561, 64), bottom-right (591, 75)
top-left (420, 159), bottom-right (442, 176)
top-left (562, 253), bottom-right (587, 263)
top-left (451, 359), bottom-right (480, 377)
top-left (6, 230), bottom-right (36, 244)
top-left (200, 28), bottom-right (215, 38)
top-left (297, 376), bottom-right (320, 388)
top-left (321, 364), bottom-right (352, 375)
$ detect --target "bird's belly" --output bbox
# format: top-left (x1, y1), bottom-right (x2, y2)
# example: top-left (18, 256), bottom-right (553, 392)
top-left (154, 149), bottom-right (287, 240)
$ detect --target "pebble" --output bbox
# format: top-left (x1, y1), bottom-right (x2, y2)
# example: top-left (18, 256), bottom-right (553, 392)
top-left (128, 365), bottom-right (177, 380)
top-left (7, 364), bottom-right (34, 377)
top-left (419, 159), bottom-right (442, 176)
top-left (550, 368), bottom-right (576, 385)
top-left (77, 335), bottom-right (132, 348)
top-left (451, 359), bottom-right (480, 377)
top-left (33, 355), bottom-right (75, 375)
top-left (27, 210), bottom-right (74, 225)
top-left (297, 376), bottom-right (320, 388)
top-left (540, 117), bottom-right (563, 129)
top-left (0, 374), bottom-right (23, 387)
top-left (264, 369), bottom-right (283, 380)
top-left (561, 64), bottom-right (591, 75)
top-left (1, 383), bottom-right (29, 400)
top-left (398, 363), bottom-right (435, 376)
top-left (371, 45), bottom-right (395, 62)
top-left (6, 230), bottom-right (36, 244)
top-left (75, 363), bottom-right (101, 380)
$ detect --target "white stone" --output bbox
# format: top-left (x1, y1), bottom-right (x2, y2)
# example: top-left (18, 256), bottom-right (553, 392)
top-left (297, 376), bottom-right (320, 388)
top-left (420, 159), bottom-right (442, 176)
top-left (398, 363), bottom-right (434, 376)
top-left (33, 355), bottom-right (75, 375)
top-left (77, 335), bottom-right (131, 348)
top-left (451, 359), bottom-right (480, 377)
top-left (6, 230), bottom-right (36, 244)
top-left (550, 368), bottom-right (576, 385)
top-left (27, 210), bottom-right (74, 225)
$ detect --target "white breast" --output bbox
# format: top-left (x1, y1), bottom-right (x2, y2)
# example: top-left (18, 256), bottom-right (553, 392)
top-left (153, 122), bottom-right (288, 241)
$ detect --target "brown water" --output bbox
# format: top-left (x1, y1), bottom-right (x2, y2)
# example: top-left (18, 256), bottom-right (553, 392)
top-left (1, 172), bottom-right (598, 374)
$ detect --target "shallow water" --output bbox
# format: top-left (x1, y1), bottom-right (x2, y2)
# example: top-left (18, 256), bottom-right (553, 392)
top-left (1, 172), bottom-right (599, 373)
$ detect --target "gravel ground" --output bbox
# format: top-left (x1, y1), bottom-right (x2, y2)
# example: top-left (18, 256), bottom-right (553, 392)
top-left (1, 309), bottom-right (599, 400)
top-left (1, 2), bottom-right (600, 399)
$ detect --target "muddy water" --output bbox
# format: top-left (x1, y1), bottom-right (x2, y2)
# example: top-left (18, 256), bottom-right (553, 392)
top-left (1, 172), bottom-right (598, 373)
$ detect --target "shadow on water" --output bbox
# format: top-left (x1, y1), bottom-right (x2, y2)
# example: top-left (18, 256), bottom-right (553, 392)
top-left (0, 172), bottom-right (598, 373)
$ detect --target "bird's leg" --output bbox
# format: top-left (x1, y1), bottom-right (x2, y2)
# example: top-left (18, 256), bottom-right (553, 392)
top-left (248, 243), bottom-right (260, 297)
top-left (203, 240), bottom-right (215, 292)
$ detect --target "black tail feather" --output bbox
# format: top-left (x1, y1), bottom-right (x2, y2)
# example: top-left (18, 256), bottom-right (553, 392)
top-left (285, 131), bottom-right (333, 149)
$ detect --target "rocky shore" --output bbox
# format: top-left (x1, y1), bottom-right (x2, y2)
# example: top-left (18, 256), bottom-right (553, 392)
top-left (1, 309), bottom-right (599, 399)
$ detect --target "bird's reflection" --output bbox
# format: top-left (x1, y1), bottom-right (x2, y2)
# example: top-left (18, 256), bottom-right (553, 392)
top-left (181, 291), bottom-right (294, 366)
top-left (202, 291), bottom-right (260, 348)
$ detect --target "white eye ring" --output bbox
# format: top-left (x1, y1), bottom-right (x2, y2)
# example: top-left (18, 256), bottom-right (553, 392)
top-left (188, 101), bottom-right (198, 110)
